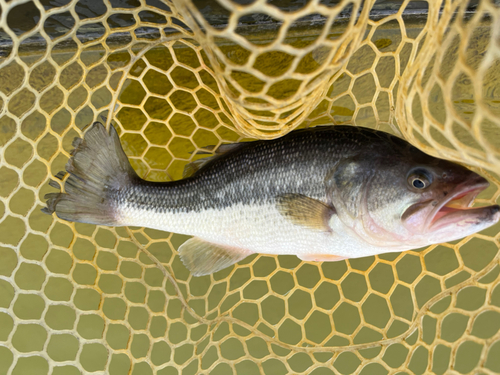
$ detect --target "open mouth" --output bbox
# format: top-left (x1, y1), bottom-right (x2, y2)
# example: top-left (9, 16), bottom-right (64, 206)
top-left (428, 180), bottom-right (491, 230)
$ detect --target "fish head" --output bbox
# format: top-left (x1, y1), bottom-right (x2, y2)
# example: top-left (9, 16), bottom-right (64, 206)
top-left (398, 158), bottom-right (499, 245)
top-left (333, 138), bottom-right (499, 249)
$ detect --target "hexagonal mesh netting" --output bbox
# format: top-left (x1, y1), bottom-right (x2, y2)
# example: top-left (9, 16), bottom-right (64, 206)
top-left (0, 0), bottom-right (499, 374)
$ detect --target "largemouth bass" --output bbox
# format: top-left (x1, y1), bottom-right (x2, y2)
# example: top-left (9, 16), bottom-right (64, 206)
top-left (43, 123), bottom-right (500, 276)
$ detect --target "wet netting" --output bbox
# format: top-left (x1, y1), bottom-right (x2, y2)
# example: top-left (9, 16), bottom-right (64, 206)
top-left (0, 0), bottom-right (499, 374)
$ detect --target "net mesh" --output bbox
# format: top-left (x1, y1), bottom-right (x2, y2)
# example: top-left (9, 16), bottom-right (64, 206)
top-left (397, 0), bottom-right (500, 174)
top-left (0, 0), bottom-right (499, 374)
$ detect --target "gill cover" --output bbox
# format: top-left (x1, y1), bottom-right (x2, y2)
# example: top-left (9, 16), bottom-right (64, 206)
top-left (325, 156), bottom-right (375, 224)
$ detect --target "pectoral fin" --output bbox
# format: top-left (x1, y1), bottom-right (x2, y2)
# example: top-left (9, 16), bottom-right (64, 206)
top-left (277, 194), bottom-right (336, 232)
top-left (178, 237), bottom-right (253, 276)
top-left (298, 254), bottom-right (347, 262)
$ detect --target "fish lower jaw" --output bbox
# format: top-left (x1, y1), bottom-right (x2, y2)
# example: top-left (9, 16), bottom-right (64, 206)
top-left (426, 183), bottom-right (488, 229)
top-left (427, 204), bottom-right (500, 233)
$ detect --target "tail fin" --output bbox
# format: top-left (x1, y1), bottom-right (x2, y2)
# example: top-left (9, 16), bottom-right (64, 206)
top-left (42, 122), bottom-right (138, 225)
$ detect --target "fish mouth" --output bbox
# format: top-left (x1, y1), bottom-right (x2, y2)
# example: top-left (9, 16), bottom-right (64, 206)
top-left (427, 179), bottom-right (499, 231)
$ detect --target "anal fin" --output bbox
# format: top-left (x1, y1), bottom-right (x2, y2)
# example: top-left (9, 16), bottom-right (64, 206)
top-left (178, 237), bottom-right (253, 276)
top-left (298, 254), bottom-right (347, 262)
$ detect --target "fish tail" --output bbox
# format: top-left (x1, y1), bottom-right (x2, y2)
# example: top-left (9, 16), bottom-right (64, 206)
top-left (42, 122), bottom-right (138, 225)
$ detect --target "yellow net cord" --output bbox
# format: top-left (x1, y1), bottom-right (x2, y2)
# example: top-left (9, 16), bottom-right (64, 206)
top-left (0, 0), bottom-right (499, 374)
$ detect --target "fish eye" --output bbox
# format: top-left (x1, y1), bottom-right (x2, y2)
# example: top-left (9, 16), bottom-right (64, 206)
top-left (408, 168), bottom-right (432, 190)
top-left (412, 178), bottom-right (425, 189)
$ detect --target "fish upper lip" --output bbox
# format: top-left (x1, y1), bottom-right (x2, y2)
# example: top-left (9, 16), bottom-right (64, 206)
top-left (426, 179), bottom-right (490, 230)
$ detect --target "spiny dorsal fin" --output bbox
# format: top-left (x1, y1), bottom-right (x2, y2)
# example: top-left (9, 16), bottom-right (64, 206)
top-left (178, 237), bottom-right (252, 276)
top-left (276, 194), bottom-right (336, 232)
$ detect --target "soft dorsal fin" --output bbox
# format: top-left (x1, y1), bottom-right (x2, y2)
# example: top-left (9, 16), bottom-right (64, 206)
top-left (183, 142), bottom-right (247, 178)
top-left (214, 143), bottom-right (244, 154)
top-left (197, 142), bottom-right (245, 156)
top-left (178, 237), bottom-right (253, 276)
top-left (182, 158), bottom-right (213, 178)
top-left (276, 194), bottom-right (336, 232)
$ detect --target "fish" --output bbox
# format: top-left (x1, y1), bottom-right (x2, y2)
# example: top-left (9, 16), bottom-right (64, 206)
top-left (43, 122), bottom-right (500, 276)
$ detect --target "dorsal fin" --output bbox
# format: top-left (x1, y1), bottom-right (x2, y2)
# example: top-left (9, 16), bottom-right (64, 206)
top-left (182, 157), bottom-right (215, 178)
top-left (183, 142), bottom-right (248, 178)
top-left (214, 143), bottom-right (244, 154)
top-left (197, 142), bottom-right (246, 155)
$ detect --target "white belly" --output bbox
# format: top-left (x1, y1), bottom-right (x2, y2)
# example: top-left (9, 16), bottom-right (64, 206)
top-left (118, 203), bottom-right (399, 259)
